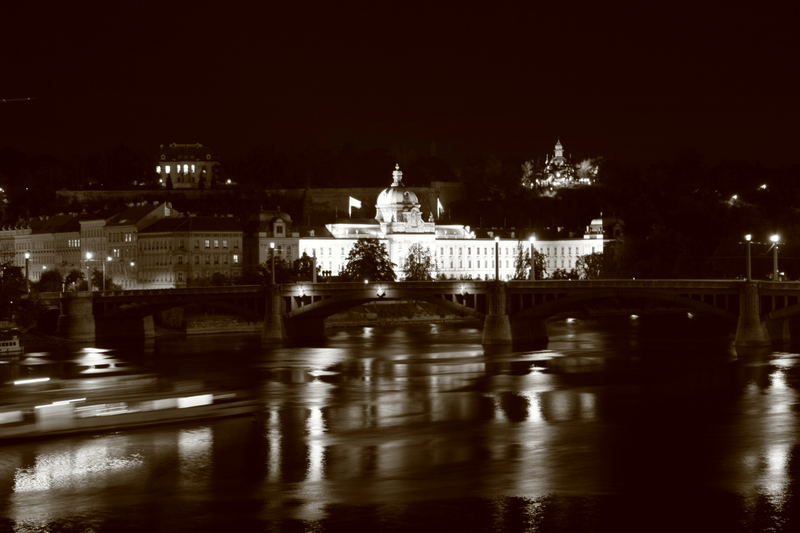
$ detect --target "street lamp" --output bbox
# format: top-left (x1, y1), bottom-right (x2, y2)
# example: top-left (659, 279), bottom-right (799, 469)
top-left (269, 242), bottom-right (276, 285)
top-left (129, 261), bottom-right (136, 289)
top-left (85, 251), bottom-right (93, 291)
top-left (103, 256), bottom-right (112, 291)
top-left (528, 235), bottom-right (536, 280)
top-left (494, 236), bottom-right (500, 281)
top-left (744, 234), bottom-right (752, 281)
top-left (23, 251), bottom-right (30, 293)
top-left (770, 234), bottom-right (781, 281)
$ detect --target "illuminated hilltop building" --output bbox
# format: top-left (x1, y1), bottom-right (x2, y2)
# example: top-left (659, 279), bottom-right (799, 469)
top-left (155, 143), bottom-right (224, 189)
top-left (522, 140), bottom-right (598, 195)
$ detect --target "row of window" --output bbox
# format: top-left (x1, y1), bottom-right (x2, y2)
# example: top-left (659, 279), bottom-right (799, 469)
top-left (139, 254), bottom-right (240, 266)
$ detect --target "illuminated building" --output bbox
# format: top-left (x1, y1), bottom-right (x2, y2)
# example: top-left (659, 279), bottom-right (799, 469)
top-left (521, 139), bottom-right (598, 194)
top-left (156, 143), bottom-right (221, 189)
top-left (261, 165), bottom-right (606, 280)
top-left (137, 216), bottom-right (243, 289)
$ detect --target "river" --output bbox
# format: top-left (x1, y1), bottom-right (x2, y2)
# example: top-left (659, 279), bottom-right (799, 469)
top-left (0, 315), bottom-right (798, 532)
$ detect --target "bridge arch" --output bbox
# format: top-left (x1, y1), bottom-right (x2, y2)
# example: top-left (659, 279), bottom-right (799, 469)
top-left (507, 289), bottom-right (738, 349)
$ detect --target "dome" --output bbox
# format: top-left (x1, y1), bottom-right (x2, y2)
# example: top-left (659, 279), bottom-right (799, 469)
top-left (375, 164), bottom-right (420, 223)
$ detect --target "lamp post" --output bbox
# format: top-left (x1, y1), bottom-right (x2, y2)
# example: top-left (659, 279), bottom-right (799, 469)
top-left (312, 249), bottom-right (317, 283)
top-left (103, 256), bottom-right (112, 291)
top-left (528, 235), bottom-right (536, 280)
top-left (744, 234), bottom-right (752, 281)
top-left (269, 242), bottom-right (276, 285)
top-left (129, 261), bottom-right (136, 289)
top-left (770, 234), bottom-right (781, 281)
top-left (23, 251), bottom-right (30, 293)
top-left (494, 236), bottom-right (500, 281)
top-left (85, 251), bottom-right (93, 291)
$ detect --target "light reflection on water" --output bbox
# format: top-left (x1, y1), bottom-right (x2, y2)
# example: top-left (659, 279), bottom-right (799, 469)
top-left (0, 316), bottom-right (798, 531)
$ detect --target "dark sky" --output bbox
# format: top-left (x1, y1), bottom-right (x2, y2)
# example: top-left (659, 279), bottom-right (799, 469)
top-left (2, 2), bottom-right (798, 164)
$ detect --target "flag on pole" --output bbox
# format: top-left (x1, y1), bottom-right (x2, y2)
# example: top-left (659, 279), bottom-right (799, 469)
top-left (436, 198), bottom-right (444, 218)
top-left (348, 196), bottom-right (362, 217)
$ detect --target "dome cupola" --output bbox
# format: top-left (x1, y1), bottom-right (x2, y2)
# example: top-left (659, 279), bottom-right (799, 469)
top-left (375, 164), bottom-right (420, 223)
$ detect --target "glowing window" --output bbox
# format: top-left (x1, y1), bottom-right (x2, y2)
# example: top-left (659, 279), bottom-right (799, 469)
top-left (233, 254), bottom-right (239, 264)
top-left (183, 164), bottom-right (189, 173)
top-left (156, 165), bottom-right (161, 174)
top-left (165, 165), bottom-right (171, 174)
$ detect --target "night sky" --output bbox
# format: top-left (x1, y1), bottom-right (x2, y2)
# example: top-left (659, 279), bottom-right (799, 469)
top-left (2, 3), bottom-right (798, 165)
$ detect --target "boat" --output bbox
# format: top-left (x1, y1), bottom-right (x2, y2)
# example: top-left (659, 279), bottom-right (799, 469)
top-left (0, 389), bottom-right (262, 442)
top-left (0, 328), bottom-right (23, 355)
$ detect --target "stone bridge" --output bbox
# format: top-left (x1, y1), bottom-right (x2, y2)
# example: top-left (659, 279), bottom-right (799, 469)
top-left (48, 280), bottom-right (800, 348)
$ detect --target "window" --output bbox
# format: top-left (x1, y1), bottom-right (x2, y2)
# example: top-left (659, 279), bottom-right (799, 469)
top-left (222, 240), bottom-right (228, 249)
top-left (204, 240), bottom-right (210, 249)
top-left (214, 240), bottom-right (219, 248)
top-left (233, 254), bottom-right (239, 264)
top-left (195, 240), bottom-right (200, 249)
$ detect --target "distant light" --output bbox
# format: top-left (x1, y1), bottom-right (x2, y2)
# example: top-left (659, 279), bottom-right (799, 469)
top-left (630, 314), bottom-right (639, 320)
top-left (364, 279), bottom-right (369, 284)
top-left (760, 183), bottom-right (768, 190)
top-left (731, 194), bottom-right (738, 200)
top-left (687, 312), bottom-right (695, 319)
top-left (226, 179), bottom-right (232, 185)
top-left (770, 234), bottom-right (780, 244)
top-left (24, 251), bottom-right (30, 259)
top-left (744, 234), bottom-right (752, 242)
top-left (566, 317), bottom-right (576, 324)
top-left (177, 394), bottom-right (213, 409)
top-left (494, 236), bottom-right (500, 242)
top-left (13, 377), bottom-right (50, 386)
top-left (85, 252), bottom-right (93, 260)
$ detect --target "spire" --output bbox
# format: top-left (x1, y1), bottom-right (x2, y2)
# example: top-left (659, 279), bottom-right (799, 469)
top-left (391, 163), bottom-right (403, 187)
top-left (554, 139), bottom-right (564, 158)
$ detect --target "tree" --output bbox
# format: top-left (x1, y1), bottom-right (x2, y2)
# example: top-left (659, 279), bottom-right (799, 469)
top-left (37, 269), bottom-right (63, 292)
top-left (576, 252), bottom-right (604, 279)
top-left (0, 264), bottom-right (26, 321)
top-left (512, 243), bottom-right (547, 280)
top-left (64, 269), bottom-right (86, 291)
top-left (530, 250), bottom-right (546, 280)
top-left (293, 252), bottom-right (319, 281)
top-left (551, 268), bottom-right (579, 280)
top-left (341, 238), bottom-right (396, 281)
top-left (512, 243), bottom-right (529, 280)
top-left (402, 243), bottom-right (435, 281)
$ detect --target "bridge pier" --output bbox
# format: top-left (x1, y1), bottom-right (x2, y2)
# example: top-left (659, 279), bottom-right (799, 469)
top-left (262, 286), bottom-right (287, 342)
top-left (285, 316), bottom-right (326, 343)
top-left (510, 316), bottom-right (549, 350)
top-left (482, 282), bottom-right (512, 346)
top-left (57, 292), bottom-right (96, 342)
top-left (734, 282), bottom-right (770, 348)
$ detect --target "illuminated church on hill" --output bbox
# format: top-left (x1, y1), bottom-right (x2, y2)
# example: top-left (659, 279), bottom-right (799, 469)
top-left (521, 139), bottom-right (598, 195)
